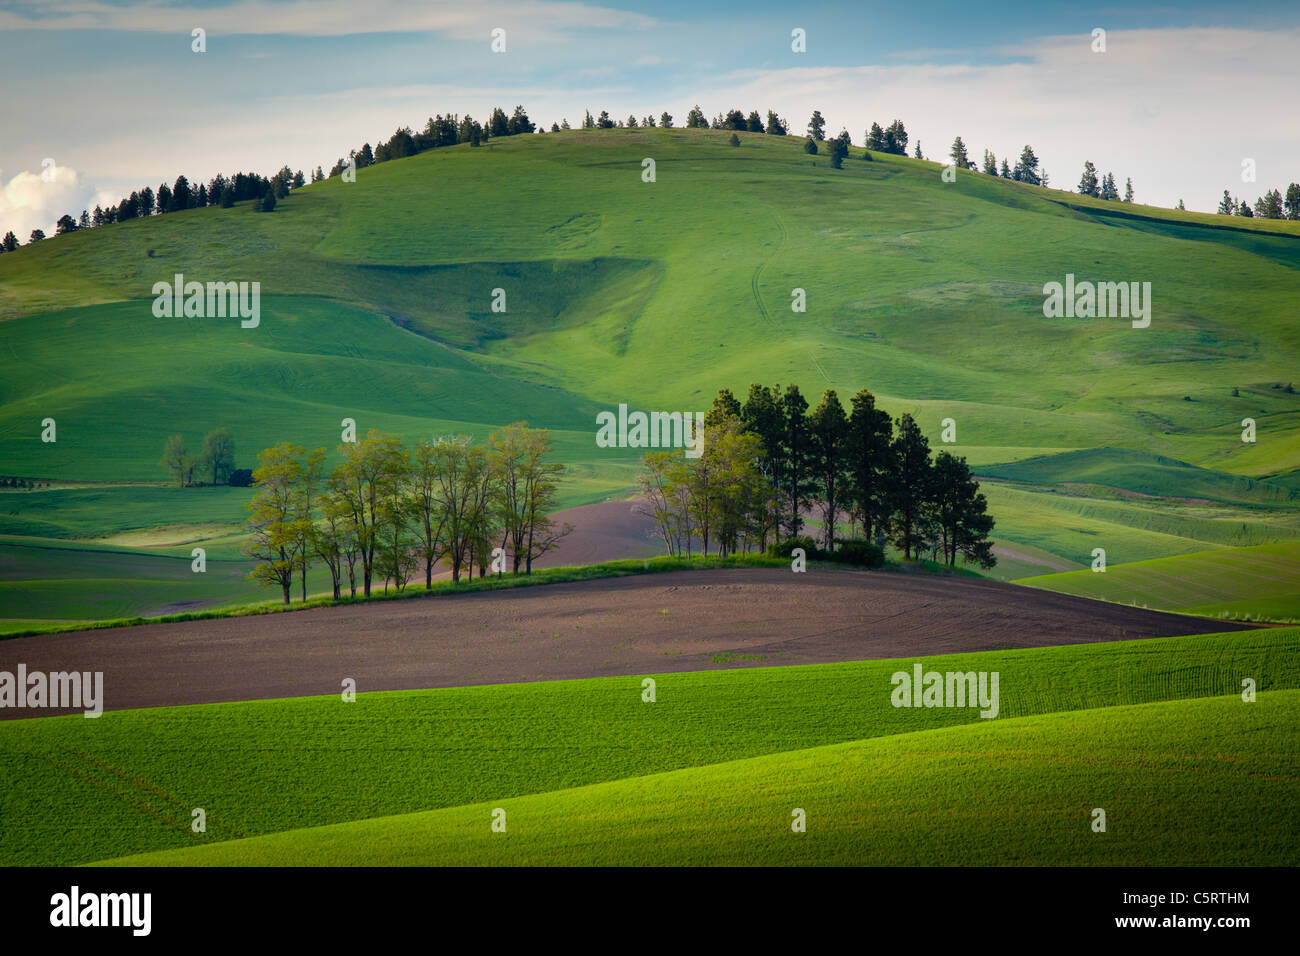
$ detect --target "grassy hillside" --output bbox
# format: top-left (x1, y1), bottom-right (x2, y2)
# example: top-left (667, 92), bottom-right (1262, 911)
top-left (1017, 541), bottom-right (1300, 623)
top-left (1, 127), bottom-right (1298, 619)
top-left (2, 627), bottom-right (1296, 865)
top-left (101, 691), bottom-right (1299, 867)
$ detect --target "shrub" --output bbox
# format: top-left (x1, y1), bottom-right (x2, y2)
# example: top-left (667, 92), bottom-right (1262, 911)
top-left (832, 538), bottom-right (885, 568)
top-left (766, 535), bottom-right (819, 559)
top-left (228, 468), bottom-right (254, 487)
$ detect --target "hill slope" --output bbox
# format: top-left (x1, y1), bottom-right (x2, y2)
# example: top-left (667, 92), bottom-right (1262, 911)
top-left (2, 127), bottom-right (1298, 617)
top-left (98, 691), bottom-right (1300, 867)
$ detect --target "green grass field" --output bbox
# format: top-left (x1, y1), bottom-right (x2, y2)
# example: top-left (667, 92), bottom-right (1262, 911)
top-left (1, 127), bottom-right (1297, 624)
top-left (2, 627), bottom-right (1295, 866)
top-left (100, 692), bottom-right (1299, 867)
top-left (1017, 542), bottom-right (1300, 623)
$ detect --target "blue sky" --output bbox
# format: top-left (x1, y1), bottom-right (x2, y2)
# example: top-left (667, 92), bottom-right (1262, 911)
top-left (1, 0), bottom-right (1296, 235)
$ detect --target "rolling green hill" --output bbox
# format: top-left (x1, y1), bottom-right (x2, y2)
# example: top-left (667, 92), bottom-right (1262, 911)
top-left (1017, 541), bottom-right (1300, 623)
top-left (3, 627), bottom-right (1296, 866)
top-left (99, 691), bottom-right (1300, 867)
top-left (2, 127), bottom-right (1298, 618)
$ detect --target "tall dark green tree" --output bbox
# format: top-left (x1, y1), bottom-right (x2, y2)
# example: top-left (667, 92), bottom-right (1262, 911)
top-left (809, 390), bottom-right (849, 551)
top-left (845, 388), bottom-right (894, 544)
top-left (890, 414), bottom-right (932, 560)
top-left (883, 120), bottom-right (908, 155)
top-left (508, 105), bottom-right (535, 134)
top-left (829, 135), bottom-right (848, 168)
top-left (705, 388), bottom-right (743, 427)
top-left (1077, 161), bottom-right (1099, 197)
top-left (1013, 145), bottom-right (1041, 185)
top-left (949, 136), bottom-right (969, 168)
top-left (807, 110), bottom-right (826, 141)
top-left (170, 175), bottom-right (192, 211)
top-left (781, 384), bottom-right (814, 537)
top-left (929, 452), bottom-right (996, 568)
top-left (741, 383), bottom-right (785, 548)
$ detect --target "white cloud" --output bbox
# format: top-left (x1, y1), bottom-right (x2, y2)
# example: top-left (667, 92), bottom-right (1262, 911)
top-left (0, 0), bottom-right (660, 41)
top-left (0, 166), bottom-right (118, 240)
top-left (687, 27), bottom-right (1300, 210)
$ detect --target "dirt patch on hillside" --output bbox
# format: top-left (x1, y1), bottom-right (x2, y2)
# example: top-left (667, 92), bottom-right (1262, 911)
top-left (0, 567), bottom-right (1260, 719)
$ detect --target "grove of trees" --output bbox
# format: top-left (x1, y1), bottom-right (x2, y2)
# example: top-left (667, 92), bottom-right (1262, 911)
top-left (638, 384), bottom-right (996, 569)
top-left (159, 427), bottom-right (237, 488)
top-left (244, 425), bottom-right (570, 603)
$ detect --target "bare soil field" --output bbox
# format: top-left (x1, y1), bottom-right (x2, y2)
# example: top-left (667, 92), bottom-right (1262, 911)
top-left (0, 567), bottom-right (1260, 718)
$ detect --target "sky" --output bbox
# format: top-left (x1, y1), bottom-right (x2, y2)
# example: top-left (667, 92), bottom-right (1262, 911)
top-left (0, 0), bottom-right (1297, 237)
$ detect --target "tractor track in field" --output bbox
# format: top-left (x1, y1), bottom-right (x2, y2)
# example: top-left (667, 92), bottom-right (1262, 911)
top-left (750, 208), bottom-right (828, 382)
top-left (0, 567), bottom-right (1261, 719)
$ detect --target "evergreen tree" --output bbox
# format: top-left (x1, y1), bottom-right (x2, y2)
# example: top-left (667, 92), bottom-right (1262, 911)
top-left (1285, 183), bottom-right (1300, 220)
top-left (765, 110), bottom-right (787, 135)
top-left (1, 231), bottom-right (16, 251)
top-left (1100, 172), bottom-right (1118, 200)
top-left (982, 149), bottom-right (997, 175)
top-left (803, 136), bottom-right (818, 155)
top-left (999, 158), bottom-right (1011, 178)
top-left (1013, 145), bottom-right (1041, 185)
top-left (807, 110), bottom-right (826, 140)
top-left (780, 385), bottom-right (814, 538)
top-left (171, 175), bottom-right (192, 211)
top-left (746, 110), bottom-right (764, 132)
top-left (1123, 177), bottom-right (1134, 202)
top-left (809, 390), bottom-right (849, 551)
top-left (890, 414), bottom-right (931, 560)
top-left (929, 452), bottom-right (996, 568)
top-left (949, 136), bottom-right (969, 168)
top-left (660, 112), bottom-right (673, 128)
top-left (865, 122), bottom-right (885, 151)
top-left (705, 388), bottom-right (743, 428)
top-left (845, 388), bottom-right (894, 545)
top-left (883, 120), bottom-right (908, 155)
top-left (741, 383), bottom-right (785, 550)
top-left (1077, 160), bottom-right (1100, 197)
top-left (1218, 190), bottom-right (1235, 215)
top-left (686, 105), bottom-right (707, 128)
top-left (829, 135), bottom-right (848, 168)
top-left (508, 105), bottom-right (535, 134)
